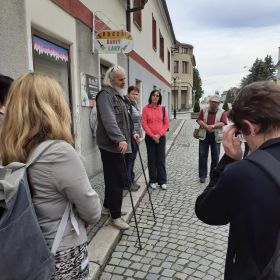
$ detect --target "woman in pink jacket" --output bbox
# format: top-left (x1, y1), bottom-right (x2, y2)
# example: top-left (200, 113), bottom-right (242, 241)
top-left (142, 90), bottom-right (169, 190)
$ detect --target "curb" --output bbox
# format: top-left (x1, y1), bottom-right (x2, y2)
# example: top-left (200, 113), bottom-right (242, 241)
top-left (88, 119), bottom-right (186, 280)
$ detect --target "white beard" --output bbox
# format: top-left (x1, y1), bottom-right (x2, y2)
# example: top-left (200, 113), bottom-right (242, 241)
top-left (115, 86), bottom-right (126, 96)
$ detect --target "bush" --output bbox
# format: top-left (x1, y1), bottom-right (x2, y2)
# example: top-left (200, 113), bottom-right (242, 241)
top-left (193, 101), bottom-right (200, 113)
top-left (222, 102), bottom-right (229, 111)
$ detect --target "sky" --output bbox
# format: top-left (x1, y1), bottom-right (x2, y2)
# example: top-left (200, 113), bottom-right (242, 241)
top-left (166, 0), bottom-right (280, 97)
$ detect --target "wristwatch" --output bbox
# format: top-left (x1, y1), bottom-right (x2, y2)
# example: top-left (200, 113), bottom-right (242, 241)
top-left (212, 125), bottom-right (215, 129)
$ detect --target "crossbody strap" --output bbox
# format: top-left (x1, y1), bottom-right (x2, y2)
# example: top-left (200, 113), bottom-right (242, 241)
top-left (246, 150), bottom-right (280, 189)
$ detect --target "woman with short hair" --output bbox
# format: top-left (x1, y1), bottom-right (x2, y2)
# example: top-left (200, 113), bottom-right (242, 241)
top-left (196, 81), bottom-right (280, 279)
top-left (0, 72), bottom-right (101, 280)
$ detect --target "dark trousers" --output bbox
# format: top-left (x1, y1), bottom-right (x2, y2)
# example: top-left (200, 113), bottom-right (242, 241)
top-left (145, 135), bottom-right (167, 185)
top-left (125, 140), bottom-right (138, 184)
top-left (199, 133), bottom-right (220, 179)
top-left (100, 148), bottom-right (128, 219)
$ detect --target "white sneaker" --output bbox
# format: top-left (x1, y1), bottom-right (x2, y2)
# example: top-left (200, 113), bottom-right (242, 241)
top-left (160, 184), bottom-right (167, 190)
top-left (109, 217), bottom-right (130, 230)
top-left (150, 183), bottom-right (157, 189)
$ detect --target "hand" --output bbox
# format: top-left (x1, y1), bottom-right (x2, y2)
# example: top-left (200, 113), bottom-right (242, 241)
top-left (133, 133), bottom-right (140, 142)
top-left (222, 125), bottom-right (243, 160)
top-left (118, 141), bottom-right (128, 154)
top-left (206, 125), bottom-right (214, 133)
top-left (152, 134), bottom-right (160, 143)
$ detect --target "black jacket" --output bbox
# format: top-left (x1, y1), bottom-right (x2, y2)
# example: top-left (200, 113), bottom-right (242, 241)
top-left (195, 138), bottom-right (280, 280)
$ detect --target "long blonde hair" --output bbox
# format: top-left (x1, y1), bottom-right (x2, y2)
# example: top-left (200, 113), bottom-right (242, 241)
top-left (0, 72), bottom-right (73, 165)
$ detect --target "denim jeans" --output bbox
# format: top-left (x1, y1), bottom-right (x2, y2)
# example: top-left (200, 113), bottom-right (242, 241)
top-left (145, 135), bottom-right (167, 185)
top-left (199, 133), bottom-right (220, 179)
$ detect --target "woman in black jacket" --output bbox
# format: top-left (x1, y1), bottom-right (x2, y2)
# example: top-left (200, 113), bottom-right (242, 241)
top-left (195, 81), bottom-right (280, 279)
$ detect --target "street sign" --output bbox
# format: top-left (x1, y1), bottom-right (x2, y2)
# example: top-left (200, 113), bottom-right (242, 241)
top-left (94, 30), bottom-right (133, 54)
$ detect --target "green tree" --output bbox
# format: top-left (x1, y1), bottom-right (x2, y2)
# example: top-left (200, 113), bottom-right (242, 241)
top-left (240, 55), bottom-right (276, 87)
top-left (193, 101), bottom-right (200, 113)
top-left (193, 68), bottom-right (203, 102)
top-left (222, 102), bottom-right (229, 111)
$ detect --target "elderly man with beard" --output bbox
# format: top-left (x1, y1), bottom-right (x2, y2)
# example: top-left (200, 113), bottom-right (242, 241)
top-left (196, 95), bottom-right (227, 183)
top-left (96, 65), bottom-right (132, 230)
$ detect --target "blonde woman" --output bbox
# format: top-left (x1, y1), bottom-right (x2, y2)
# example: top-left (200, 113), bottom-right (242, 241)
top-left (0, 72), bottom-right (101, 280)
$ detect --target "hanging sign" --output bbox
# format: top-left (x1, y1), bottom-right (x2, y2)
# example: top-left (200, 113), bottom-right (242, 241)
top-left (94, 30), bottom-right (133, 54)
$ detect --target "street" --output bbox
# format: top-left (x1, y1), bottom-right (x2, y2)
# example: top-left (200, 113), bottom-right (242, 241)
top-left (98, 113), bottom-right (229, 280)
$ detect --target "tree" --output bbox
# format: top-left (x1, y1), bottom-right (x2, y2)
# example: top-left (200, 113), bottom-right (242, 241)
top-left (222, 102), bottom-right (229, 111)
top-left (193, 101), bottom-right (200, 113)
top-left (240, 55), bottom-right (276, 87)
top-left (193, 68), bottom-right (203, 102)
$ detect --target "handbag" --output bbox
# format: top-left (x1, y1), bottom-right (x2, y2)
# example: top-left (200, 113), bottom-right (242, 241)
top-left (193, 128), bottom-right (201, 139)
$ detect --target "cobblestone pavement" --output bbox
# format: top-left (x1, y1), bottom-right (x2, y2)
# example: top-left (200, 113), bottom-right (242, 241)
top-left (98, 114), bottom-right (229, 280)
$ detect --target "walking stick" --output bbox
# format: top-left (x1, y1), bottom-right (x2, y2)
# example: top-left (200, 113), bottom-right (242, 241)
top-left (136, 141), bottom-right (156, 221)
top-left (122, 154), bottom-right (142, 250)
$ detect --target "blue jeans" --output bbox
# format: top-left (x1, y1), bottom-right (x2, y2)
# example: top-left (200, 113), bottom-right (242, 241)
top-left (199, 133), bottom-right (220, 179)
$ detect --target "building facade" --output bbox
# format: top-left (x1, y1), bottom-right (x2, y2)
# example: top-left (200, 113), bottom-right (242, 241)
top-left (0, 0), bottom-right (176, 177)
top-left (171, 41), bottom-right (196, 111)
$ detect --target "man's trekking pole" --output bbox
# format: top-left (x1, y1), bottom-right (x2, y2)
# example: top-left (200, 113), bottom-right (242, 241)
top-left (122, 154), bottom-right (142, 250)
top-left (136, 141), bottom-right (156, 221)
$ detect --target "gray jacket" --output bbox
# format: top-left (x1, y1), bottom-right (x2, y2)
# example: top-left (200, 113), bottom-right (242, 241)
top-left (96, 86), bottom-right (132, 153)
top-left (28, 141), bottom-right (101, 251)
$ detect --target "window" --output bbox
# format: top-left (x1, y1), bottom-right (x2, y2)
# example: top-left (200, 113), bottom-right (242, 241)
top-left (174, 61), bottom-right (179, 73)
top-left (133, 0), bottom-right (142, 29)
top-left (182, 47), bottom-right (188, 54)
top-left (159, 31), bottom-right (164, 61)
top-left (152, 15), bottom-right (157, 50)
top-left (167, 49), bottom-right (170, 70)
top-left (182, 61), bottom-right (189, 74)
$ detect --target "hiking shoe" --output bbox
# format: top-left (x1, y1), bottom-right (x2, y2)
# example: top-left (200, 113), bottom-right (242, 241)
top-left (129, 183), bottom-right (139, 192)
top-left (101, 207), bottom-right (127, 216)
top-left (133, 182), bottom-right (141, 189)
top-left (150, 183), bottom-right (157, 189)
top-left (199, 178), bottom-right (206, 183)
top-left (109, 217), bottom-right (130, 230)
top-left (160, 184), bottom-right (167, 190)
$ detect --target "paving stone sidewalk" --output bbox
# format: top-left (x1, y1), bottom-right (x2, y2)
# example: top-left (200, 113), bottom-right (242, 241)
top-left (98, 115), bottom-right (229, 280)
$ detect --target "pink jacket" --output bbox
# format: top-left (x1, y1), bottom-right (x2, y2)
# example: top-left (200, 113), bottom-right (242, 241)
top-left (142, 104), bottom-right (169, 137)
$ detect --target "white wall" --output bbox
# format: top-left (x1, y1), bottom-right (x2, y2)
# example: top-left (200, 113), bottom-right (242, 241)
top-left (130, 0), bottom-right (173, 83)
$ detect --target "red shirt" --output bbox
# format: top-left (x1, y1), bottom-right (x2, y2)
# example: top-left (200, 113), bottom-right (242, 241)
top-left (142, 104), bottom-right (169, 137)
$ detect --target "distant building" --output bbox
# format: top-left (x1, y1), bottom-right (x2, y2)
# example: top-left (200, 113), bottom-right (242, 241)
top-left (171, 41), bottom-right (196, 111)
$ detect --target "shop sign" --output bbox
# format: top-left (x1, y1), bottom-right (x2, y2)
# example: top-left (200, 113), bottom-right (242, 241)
top-left (94, 30), bottom-right (133, 54)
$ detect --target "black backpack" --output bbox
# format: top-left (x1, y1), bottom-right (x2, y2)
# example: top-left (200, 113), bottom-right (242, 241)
top-left (246, 150), bottom-right (280, 280)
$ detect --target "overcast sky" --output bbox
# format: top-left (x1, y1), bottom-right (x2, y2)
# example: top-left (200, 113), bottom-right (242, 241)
top-left (166, 0), bottom-right (280, 96)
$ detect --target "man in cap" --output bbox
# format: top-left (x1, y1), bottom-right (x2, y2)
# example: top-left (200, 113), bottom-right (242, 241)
top-left (196, 95), bottom-right (228, 183)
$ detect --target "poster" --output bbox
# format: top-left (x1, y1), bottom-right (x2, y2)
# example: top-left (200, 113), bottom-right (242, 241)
top-left (80, 72), bottom-right (99, 107)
